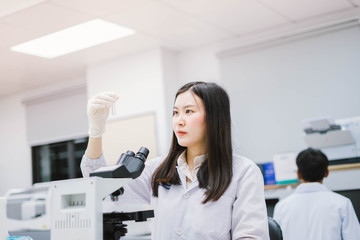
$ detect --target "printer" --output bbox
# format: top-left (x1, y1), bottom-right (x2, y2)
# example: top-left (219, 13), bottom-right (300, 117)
top-left (302, 116), bottom-right (360, 162)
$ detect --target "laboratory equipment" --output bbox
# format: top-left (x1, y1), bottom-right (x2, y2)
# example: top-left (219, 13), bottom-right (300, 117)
top-left (302, 116), bottom-right (360, 162)
top-left (5, 183), bottom-right (51, 233)
top-left (51, 147), bottom-right (153, 240)
top-left (90, 147), bottom-right (149, 179)
top-left (7, 237), bottom-right (33, 240)
top-left (1, 197), bottom-right (9, 239)
top-left (262, 162), bottom-right (276, 185)
top-left (273, 152), bottom-right (298, 185)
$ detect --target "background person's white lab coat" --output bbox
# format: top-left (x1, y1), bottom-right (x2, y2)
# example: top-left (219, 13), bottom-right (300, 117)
top-left (273, 182), bottom-right (360, 240)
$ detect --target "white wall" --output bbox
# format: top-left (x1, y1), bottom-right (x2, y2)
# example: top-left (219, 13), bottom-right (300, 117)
top-left (0, 93), bottom-right (30, 196)
top-left (220, 23), bottom-right (360, 163)
top-left (178, 45), bottom-right (221, 84)
top-left (24, 83), bottom-right (88, 146)
top-left (0, 79), bottom-right (86, 196)
top-left (160, 48), bottom-right (180, 138)
top-left (87, 48), bottom-right (171, 155)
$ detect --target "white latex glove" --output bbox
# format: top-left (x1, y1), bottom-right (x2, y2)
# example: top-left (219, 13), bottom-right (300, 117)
top-left (87, 92), bottom-right (119, 138)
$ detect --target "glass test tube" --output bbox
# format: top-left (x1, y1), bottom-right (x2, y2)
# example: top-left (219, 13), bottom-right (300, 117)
top-left (111, 102), bottom-right (116, 116)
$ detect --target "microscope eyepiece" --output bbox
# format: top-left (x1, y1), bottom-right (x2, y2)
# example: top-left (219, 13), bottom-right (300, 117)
top-left (126, 150), bottom-right (135, 157)
top-left (135, 147), bottom-right (149, 162)
top-left (90, 147), bottom-right (149, 179)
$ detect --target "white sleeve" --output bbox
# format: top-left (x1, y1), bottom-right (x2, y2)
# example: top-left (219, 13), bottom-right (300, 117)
top-left (232, 164), bottom-right (270, 240)
top-left (80, 154), bottom-right (108, 177)
top-left (112, 157), bottom-right (160, 206)
top-left (273, 202), bottom-right (282, 225)
top-left (342, 198), bottom-right (360, 240)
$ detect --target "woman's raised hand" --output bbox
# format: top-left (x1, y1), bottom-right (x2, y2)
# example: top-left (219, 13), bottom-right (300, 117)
top-left (87, 92), bottom-right (119, 138)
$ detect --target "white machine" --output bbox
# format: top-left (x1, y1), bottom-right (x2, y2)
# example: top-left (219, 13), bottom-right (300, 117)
top-left (51, 147), bottom-right (153, 240)
top-left (302, 116), bottom-right (360, 161)
top-left (5, 182), bottom-right (51, 232)
top-left (50, 177), bottom-right (130, 239)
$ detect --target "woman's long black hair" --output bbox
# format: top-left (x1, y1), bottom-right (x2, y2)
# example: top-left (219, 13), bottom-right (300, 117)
top-left (151, 81), bottom-right (233, 203)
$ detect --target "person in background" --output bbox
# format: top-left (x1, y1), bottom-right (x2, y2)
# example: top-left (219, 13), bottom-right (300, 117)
top-left (81, 81), bottom-right (270, 240)
top-left (273, 148), bottom-right (360, 240)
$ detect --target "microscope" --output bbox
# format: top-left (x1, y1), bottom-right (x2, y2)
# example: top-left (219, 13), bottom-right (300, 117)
top-left (50, 147), bottom-right (154, 240)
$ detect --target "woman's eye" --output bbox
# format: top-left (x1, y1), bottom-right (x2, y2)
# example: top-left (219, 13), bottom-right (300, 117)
top-left (173, 111), bottom-right (178, 116)
top-left (186, 109), bottom-right (193, 114)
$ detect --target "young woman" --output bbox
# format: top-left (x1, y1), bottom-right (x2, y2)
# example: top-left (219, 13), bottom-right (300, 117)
top-left (81, 81), bottom-right (269, 240)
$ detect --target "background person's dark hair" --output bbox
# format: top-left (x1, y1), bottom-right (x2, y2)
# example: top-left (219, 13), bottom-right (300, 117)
top-left (296, 148), bottom-right (329, 182)
top-left (151, 81), bottom-right (233, 203)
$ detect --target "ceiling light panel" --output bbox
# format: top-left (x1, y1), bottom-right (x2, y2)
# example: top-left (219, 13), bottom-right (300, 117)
top-left (11, 19), bottom-right (135, 59)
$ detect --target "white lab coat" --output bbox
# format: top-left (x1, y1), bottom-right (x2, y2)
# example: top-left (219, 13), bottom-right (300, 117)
top-left (81, 154), bottom-right (269, 240)
top-left (273, 182), bottom-right (360, 240)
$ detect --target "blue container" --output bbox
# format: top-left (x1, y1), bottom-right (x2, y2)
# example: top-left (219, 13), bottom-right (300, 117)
top-left (263, 162), bottom-right (276, 185)
top-left (7, 237), bottom-right (33, 240)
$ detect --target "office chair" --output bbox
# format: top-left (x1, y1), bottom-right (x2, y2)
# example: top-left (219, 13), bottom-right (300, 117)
top-left (268, 217), bottom-right (283, 240)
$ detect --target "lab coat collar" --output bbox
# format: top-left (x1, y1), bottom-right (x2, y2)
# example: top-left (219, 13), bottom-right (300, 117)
top-left (295, 182), bottom-right (329, 194)
top-left (176, 150), bottom-right (207, 191)
top-left (176, 166), bottom-right (188, 190)
top-left (177, 151), bottom-right (207, 176)
top-left (176, 166), bottom-right (200, 191)
top-left (187, 178), bottom-right (199, 191)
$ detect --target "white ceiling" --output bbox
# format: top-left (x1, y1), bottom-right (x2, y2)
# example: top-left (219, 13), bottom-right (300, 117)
top-left (0, 0), bottom-right (359, 98)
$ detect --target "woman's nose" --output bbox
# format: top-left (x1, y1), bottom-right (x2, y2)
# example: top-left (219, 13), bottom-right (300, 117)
top-left (177, 115), bottom-right (185, 126)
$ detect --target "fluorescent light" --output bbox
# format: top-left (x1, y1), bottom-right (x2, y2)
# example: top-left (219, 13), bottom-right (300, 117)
top-left (11, 19), bottom-right (135, 59)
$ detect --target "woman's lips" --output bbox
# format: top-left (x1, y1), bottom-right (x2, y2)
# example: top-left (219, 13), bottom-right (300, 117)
top-left (177, 131), bottom-right (187, 136)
